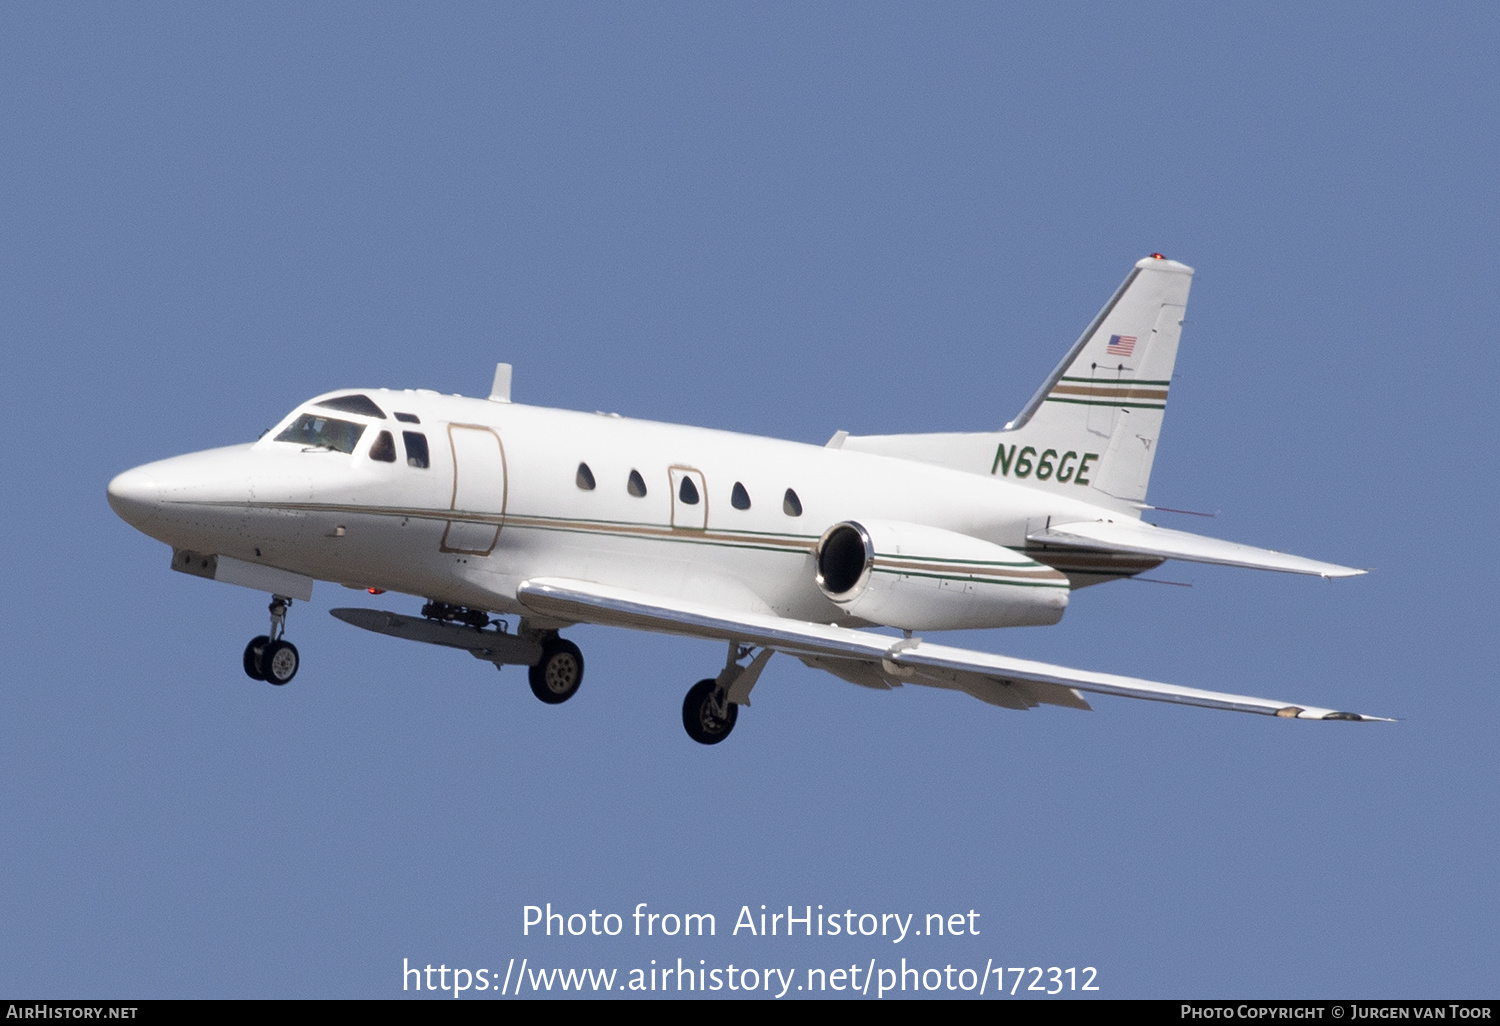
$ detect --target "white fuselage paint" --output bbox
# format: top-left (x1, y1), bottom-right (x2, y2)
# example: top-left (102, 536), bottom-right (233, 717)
top-left (109, 388), bottom-right (1116, 627)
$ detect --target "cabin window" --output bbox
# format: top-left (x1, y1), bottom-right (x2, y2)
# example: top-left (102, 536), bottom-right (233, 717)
top-left (576, 462), bottom-right (596, 490)
top-left (731, 482), bottom-right (751, 510)
top-left (402, 432), bottom-right (429, 469)
top-left (369, 431), bottom-right (397, 463)
top-left (315, 394), bottom-right (386, 419)
top-left (783, 488), bottom-right (803, 517)
top-left (395, 412), bottom-right (421, 424)
top-left (627, 469), bottom-right (647, 497)
top-left (678, 475), bottom-right (700, 505)
top-left (275, 414), bottom-right (366, 454)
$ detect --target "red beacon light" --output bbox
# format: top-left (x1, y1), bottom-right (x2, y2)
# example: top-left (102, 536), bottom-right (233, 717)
top-left (1149, 252), bottom-right (1166, 260)
top-left (367, 588), bottom-right (385, 595)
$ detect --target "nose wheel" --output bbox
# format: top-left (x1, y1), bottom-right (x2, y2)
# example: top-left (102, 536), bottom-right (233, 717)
top-left (243, 596), bottom-right (300, 685)
top-left (243, 636), bottom-right (270, 680)
top-left (260, 639), bottom-right (300, 685)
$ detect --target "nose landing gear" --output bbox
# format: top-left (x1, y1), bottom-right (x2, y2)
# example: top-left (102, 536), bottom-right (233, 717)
top-left (243, 595), bottom-right (299, 685)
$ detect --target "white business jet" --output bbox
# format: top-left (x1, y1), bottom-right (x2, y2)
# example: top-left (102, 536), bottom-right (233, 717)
top-left (107, 255), bottom-right (1385, 743)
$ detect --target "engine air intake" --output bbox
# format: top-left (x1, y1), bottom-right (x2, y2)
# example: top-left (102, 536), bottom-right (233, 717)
top-left (816, 522), bottom-right (873, 597)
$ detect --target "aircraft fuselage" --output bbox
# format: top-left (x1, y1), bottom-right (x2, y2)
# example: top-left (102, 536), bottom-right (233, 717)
top-left (109, 388), bottom-right (1121, 626)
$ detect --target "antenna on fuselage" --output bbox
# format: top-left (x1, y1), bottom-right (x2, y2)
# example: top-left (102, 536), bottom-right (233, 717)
top-left (489, 363), bottom-right (513, 403)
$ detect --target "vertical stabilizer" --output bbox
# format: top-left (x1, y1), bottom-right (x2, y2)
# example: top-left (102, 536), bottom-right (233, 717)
top-left (836, 256), bottom-right (1193, 510)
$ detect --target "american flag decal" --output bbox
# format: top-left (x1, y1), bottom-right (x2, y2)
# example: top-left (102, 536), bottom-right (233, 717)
top-left (1106, 334), bottom-right (1136, 356)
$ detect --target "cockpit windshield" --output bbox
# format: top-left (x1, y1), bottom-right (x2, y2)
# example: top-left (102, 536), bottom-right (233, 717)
top-left (274, 414), bottom-right (367, 454)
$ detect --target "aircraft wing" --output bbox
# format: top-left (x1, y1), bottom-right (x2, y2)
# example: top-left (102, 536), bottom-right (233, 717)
top-left (1029, 519), bottom-right (1368, 578)
top-left (516, 577), bottom-right (1389, 721)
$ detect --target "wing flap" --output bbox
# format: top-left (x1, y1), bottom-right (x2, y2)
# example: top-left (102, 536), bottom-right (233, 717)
top-left (943, 669), bottom-right (1094, 711)
top-left (516, 577), bottom-right (1388, 721)
top-left (1029, 519), bottom-right (1367, 578)
top-left (793, 654), bottom-right (1087, 710)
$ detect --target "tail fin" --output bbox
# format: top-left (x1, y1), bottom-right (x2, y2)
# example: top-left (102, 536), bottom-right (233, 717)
top-left (836, 255), bottom-right (1193, 509)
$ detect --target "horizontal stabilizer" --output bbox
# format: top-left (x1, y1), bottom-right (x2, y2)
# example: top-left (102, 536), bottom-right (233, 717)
top-left (1029, 520), bottom-right (1367, 578)
top-left (330, 607), bottom-right (542, 665)
top-left (517, 577), bottom-right (1389, 721)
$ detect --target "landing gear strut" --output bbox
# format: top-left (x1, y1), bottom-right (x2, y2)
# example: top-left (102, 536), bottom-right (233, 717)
top-left (680, 643), bottom-right (773, 745)
top-left (243, 595), bottom-right (299, 685)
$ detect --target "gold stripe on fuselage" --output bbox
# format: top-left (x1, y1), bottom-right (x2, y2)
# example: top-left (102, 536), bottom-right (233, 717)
top-left (185, 499), bottom-right (1071, 588)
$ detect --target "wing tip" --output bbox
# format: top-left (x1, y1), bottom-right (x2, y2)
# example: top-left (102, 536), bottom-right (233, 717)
top-left (1286, 707), bottom-right (1395, 723)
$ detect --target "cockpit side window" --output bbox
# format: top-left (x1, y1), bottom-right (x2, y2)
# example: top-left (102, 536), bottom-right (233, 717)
top-left (394, 412), bottom-right (420, 424)
top-left (315, 394), bottom-right (387, 418)
top-left (369, 431), bottom-right (397, 462)
top-left (402, 432), bottom-right (430, 469)
top-left (275, 414), bottom-right (366, 454)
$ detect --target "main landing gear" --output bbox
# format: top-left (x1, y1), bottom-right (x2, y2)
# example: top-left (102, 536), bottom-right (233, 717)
top-left (420, 601), bottom-right (587, 706)
top-left (681, 644), bottom-right (773, 745)
top-left (529, 636), bottom-right (584, 704)
top-left (243, 595), bottom-right (299, 686)
top-left (683, 677), bottom-right (737, 744)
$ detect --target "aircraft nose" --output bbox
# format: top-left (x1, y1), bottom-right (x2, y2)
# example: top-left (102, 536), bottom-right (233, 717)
top-left (107, 465), bottom-right (162, 529)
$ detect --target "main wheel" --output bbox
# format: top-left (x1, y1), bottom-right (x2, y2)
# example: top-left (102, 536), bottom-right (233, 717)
top-left (529, 637), bottom-right (584, 704)
top-left (243, 636), bottom-right (270, 681)
top-left (682, 678), bottom-right (737, 745)
top-left (261, 639), bottom-right (300, 686)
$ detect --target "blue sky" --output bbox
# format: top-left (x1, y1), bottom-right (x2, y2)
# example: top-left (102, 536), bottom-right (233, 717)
top-left (2, 3), bottom-right (1495, 998)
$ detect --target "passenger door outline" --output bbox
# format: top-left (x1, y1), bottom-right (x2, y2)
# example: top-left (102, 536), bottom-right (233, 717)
top-left (440, 424), bottom-right (508, 555)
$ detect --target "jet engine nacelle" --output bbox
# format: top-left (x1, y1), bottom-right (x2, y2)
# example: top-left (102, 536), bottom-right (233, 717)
top-left (814, 519), bottom-right (1070, 631)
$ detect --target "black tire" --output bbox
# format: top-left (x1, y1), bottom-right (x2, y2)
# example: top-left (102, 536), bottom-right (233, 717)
top-left (243, 636), bottom-right (269, 681)
top-left (682, 678), bottom-right (737, 745)
top-left (529, 637), bottom-right (584, 704)
top-left (261, 639), bottom-right (299, 686)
